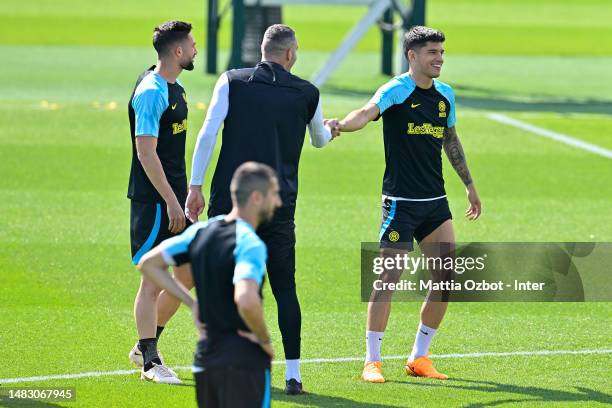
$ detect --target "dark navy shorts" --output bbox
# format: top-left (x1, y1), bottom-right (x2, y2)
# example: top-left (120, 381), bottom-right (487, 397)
top-left (130, 199), bottom-right (190, 265)
top-left (194, 367), bottom-right (270, 408)
top-left (379, 197), bottom-right (452, 249)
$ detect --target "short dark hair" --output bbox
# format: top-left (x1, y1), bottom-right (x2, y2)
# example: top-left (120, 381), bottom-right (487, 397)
top-left (152, 20), bottom-right (192, 56)
top-left (230, 162), bottom-right (277, 207)
top-left (261, 24), bottom-right (296, 56)
top-left (403, 26), bottom-right (445, 55)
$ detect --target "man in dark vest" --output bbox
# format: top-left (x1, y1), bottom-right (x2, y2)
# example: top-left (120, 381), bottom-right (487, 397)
top-left (185, 24), bottom-right (338, 395)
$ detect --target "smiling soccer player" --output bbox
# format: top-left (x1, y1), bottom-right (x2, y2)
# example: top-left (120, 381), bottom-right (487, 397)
top-left (337, 26), bottom-right (482, 382)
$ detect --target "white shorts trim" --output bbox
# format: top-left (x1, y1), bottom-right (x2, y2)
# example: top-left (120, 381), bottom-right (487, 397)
top-left (382, 194), bottom-right (447, 202)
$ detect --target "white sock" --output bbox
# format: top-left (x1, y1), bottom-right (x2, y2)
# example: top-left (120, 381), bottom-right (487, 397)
top-left (408, 323), bottom-right (437, 362)
top-left (285, 359), bottom-right (301, 382)
top-left (365, 331), bottom-right (385, 362)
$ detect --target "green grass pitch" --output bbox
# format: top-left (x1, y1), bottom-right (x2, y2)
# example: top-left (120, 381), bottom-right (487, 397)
top-left (1, 0), bottom-right (611, 407)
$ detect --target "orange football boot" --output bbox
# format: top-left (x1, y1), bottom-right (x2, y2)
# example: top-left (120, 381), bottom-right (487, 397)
top-left (362, 361), bottom-right (385, 383)
top-left (404, 356), bottom-right (448, 380)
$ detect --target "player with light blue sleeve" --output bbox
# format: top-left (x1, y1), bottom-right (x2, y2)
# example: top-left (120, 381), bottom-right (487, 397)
top-left (337, 26), bottom-right (481, 383)
top-left (137, 162), bottom-right (281, 407)
top-left (126, 20), bottom-right (198, 384)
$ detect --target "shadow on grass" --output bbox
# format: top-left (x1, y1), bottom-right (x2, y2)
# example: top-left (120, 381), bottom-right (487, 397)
top-left (171, 381), bottom-right (195, 388)
top-left (322, 84), bottom-right (612, 115)
top-left (406, 377), bottom-right (612, 407)
top-left (271, 386), bottom-right (397, 408)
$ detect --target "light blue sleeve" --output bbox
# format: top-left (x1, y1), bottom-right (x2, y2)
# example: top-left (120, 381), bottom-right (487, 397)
top-left (434, 81), bottom-right (457, 128)
top-left (447, 90), bottom-right (456, 128)
top-left (132, 87), bottom-right (168, 137)
top-left (159, 222), bottom-right (207, 265)
top-left (368, 78), bottom-right (413, 115)
top-left (233, 227), bottom-right (267, 286)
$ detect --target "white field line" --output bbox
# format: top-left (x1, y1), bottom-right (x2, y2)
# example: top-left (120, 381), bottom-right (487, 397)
top-left (1, 348), bottom-right (611, 384)
top-left (487, 113), bottom-right (612, 159)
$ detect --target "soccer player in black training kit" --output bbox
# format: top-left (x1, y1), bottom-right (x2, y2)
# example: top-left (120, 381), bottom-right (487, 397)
top-left (338, 26), bottom-right (482, 382)
top-left (185, 24), bottom-right (339, 394)
top-left (127, 20), bottom-right (197, 384)
top-left (138, 162), bottom-right (281, 408)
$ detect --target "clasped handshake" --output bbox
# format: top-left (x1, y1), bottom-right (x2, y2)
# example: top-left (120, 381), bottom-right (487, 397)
top-left (323, 118), bottom-right (343, 139)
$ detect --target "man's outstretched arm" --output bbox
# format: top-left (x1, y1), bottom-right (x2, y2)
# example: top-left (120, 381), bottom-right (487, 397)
top-left (443, 126), bottom-right (481, 220)
top-left (338, 103), bottom-right (380, 132)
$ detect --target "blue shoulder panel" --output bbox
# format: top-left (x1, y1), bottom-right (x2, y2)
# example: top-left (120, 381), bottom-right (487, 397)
top-left (131, 72), bottom-right (169, 137)
top-left (434, 79), bottom-right (456, 128)
top-left (368, 73), bottom-right (416, 115)
top-left (159, 215), bottom-right (225, 265)
top-left (233, 219), bottom-right (267, 286)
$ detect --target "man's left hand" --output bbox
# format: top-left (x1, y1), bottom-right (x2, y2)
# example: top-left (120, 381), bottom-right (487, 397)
top-left (465, 184), bottom-right (481, 220)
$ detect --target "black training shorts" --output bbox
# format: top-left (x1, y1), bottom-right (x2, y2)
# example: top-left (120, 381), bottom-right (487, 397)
top-left (194, 367), bottom-right (270, 408)
top-left (379, 196), bottom-right (452, 249)
top-left (130, 199), bottom-right (190, 265)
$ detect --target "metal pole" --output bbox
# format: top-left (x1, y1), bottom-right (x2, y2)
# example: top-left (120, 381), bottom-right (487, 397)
top-left (381, 7), bottom-right (394, 76)
top-left (409, 0), bottom-right (426, 27)
top-left (399, 0), bottom-right (426, 74)
top-left (312, 0), bottom-right (392, 87)
top-left (229, 0), bottom-right (245, 70)
top-left (206, 0), bottom-right (218, 74)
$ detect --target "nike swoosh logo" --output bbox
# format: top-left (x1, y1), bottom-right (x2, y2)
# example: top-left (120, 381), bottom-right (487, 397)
top-left (420, 330), bottom-right (429, 335)
top-left (411, 103), bottom-right (421, 108)
top-left (171, 103), bottom-right (177, 110)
